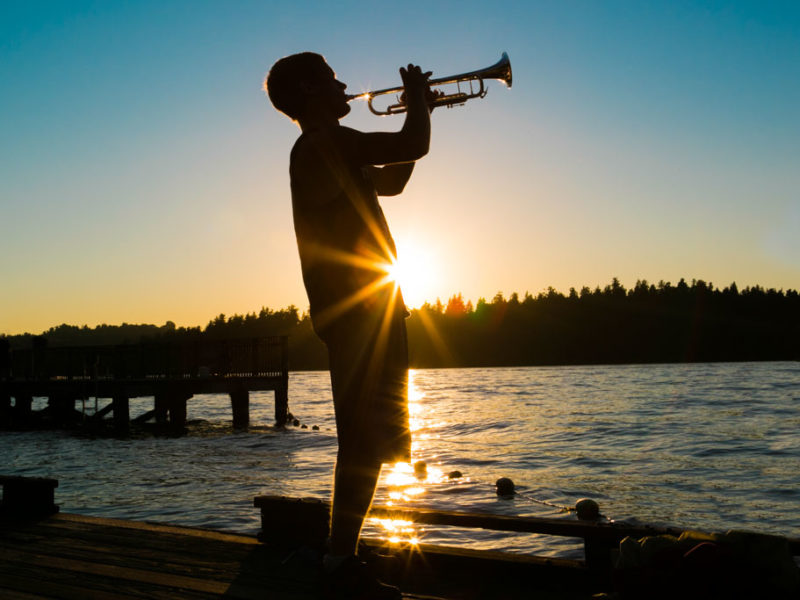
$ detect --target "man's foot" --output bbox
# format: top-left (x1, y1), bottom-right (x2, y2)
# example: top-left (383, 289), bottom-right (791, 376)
top-left (322, 555), bottom-right (401, 600)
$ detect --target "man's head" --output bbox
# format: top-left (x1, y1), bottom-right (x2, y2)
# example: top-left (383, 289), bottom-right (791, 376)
top-left (265, 52), bottom-right (349, 122)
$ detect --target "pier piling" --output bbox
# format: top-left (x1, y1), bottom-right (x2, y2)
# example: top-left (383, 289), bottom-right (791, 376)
top-left (0, 475), bottom-right (59, 517)
top-left (154, 393), bottom-right (168, 426)
top-left (112, 395), bottom-right (130, 432)
top-left (167, 393), bottom-right (188, 431)
top-left (230, 387), bottom-right (249, 429)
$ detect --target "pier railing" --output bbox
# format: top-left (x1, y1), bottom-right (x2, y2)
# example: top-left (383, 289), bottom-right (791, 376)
top-left (4, 337), bottom-right (288, 381)
top-left (1, 336), bottom-right (290, 428)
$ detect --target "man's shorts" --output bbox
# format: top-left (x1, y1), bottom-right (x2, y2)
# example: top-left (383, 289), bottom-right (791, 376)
top-left (325, 305), bottom-right (411, 465)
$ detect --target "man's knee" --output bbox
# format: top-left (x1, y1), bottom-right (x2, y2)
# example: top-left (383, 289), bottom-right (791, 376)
top-left (337, 447), bottom-right (382, 473)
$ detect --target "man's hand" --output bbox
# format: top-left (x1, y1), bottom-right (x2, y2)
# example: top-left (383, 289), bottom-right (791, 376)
top-left (400, 64), bottom-right (442, 112)
top-left (399, 64), bottom-right (432, 95)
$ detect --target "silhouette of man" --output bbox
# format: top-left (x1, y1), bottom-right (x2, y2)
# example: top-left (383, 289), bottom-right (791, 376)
top-left (265, 53), bottom-right (432, 599)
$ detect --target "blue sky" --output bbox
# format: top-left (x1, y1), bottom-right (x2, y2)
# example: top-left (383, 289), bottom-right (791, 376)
top-left (2, 1), bottom-right (798, 333)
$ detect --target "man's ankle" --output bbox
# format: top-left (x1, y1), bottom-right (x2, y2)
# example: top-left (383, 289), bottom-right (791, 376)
top-left (323, 553), bottom-right (350, 574)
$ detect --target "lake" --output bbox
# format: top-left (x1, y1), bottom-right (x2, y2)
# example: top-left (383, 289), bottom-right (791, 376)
top-left (3, 361), bottom-right (798, 558)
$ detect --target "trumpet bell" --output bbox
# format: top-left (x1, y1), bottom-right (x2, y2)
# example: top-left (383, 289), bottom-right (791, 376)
top-left (485, 52), bottom-right (513, 89)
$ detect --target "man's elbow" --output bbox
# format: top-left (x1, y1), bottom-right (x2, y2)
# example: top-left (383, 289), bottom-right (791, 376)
top-left (383, 183), bottom-right (407, 196)
top-left (412, 140), bottom-right (430, 161)
top-left (378, 178), bottom-right (406, 196)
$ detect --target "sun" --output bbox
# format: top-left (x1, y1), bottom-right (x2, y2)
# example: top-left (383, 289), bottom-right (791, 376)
top-left (386, 240), bottom-right (438, 309)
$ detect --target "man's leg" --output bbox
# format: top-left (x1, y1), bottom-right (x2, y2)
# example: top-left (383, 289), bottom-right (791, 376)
top-left (328, 450), bottom-right (382, 556)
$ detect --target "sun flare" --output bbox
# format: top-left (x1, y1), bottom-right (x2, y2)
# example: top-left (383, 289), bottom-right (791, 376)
top-left (386, 240), bottom-right (439, 309)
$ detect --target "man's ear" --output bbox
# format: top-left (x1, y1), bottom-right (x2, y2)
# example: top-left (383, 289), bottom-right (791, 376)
top-left (299, 80), bottom-right (317, 95)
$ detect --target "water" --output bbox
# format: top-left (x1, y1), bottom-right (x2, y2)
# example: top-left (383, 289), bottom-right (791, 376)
top-left (3, 362), bottom-right (799, 558)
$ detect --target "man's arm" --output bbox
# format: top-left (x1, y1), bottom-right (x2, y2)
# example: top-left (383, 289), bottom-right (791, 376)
top-left (368, 163), bottom-right (415, 196)
top-left (339, 64), bottom-right (432, 167)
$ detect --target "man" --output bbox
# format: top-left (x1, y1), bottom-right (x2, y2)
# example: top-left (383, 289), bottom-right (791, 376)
top-left (265, 52), bottom-right (433, 598)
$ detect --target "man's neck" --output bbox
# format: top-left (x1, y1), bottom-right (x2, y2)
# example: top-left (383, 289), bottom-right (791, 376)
top-left (298, 107), bottom-right (340, 132)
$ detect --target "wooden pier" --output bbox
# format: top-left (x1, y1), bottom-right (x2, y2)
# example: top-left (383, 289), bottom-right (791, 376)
top-left (1, 477), bottom-right (798, 599)
top-left (0, 336), bottom-right (290, 431)
top-left (0, 476), bottom-right (552, 600)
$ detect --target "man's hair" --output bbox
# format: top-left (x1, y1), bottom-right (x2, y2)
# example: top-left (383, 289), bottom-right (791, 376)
top-left (265, 52), bottom-right (328, 120)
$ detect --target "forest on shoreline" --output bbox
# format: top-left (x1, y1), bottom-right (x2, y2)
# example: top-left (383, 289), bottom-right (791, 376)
top-left (3, 278), bottom-right (798, 370)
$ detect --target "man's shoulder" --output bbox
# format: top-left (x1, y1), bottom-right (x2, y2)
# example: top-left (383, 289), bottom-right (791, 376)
top-left (292, 126), bottom-right (364, 156)
top-left (291, 126), bottom-right (366, 180)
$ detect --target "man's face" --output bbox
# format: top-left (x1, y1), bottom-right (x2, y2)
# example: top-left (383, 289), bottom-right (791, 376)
top-left (314, 64), bottom-right (350, 119)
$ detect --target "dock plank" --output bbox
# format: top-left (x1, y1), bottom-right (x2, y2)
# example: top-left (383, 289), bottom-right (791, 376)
top-left (0, 527), bottom-right (313, 595)
top-left (0, 514), bottom-right (461, 599)
top-left (1, 518), bottom-right (257, 567)
top-left (0, 546), bottom-right (261, 598)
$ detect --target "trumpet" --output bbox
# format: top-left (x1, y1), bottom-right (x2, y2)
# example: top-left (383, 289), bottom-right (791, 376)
top-left (347, 52), bottom-right (512, 116)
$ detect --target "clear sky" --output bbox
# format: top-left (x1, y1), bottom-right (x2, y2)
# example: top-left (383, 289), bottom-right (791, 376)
top-left (2, 1), bottom-right (798, 335)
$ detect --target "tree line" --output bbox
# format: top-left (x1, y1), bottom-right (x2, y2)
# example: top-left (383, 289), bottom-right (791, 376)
top-left (3, 278), bottom-right (798, 369)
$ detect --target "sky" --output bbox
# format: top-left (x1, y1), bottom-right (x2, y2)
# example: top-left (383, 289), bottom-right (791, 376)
top-left (1, 1), bottom-right (798, 335)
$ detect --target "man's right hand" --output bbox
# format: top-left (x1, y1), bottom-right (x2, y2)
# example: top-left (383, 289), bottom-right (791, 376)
top-left (400, 64), bottom-right (440, 112)
top-left (399, 64), bottom-right (432, 96)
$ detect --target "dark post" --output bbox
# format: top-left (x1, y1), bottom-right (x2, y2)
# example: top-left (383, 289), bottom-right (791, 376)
top-left (112, 394), bottom-right (130, 432)
top-left (15, 395), bottom-right (33, 421)
top-left (167, 392), bottom-right (188, 432)
top-left (583, 538), bottom-right (615, 572)
top-left (255, 496), bottom-right (330, 548)
top-left (48, 394), bottom-right (77, 425)
top-left (154, 393), bottom-right (168, 426)
top-left (275, 336), bottom-right (289, 426)
top-left (275, 381), bottom-right (288, 427)
top-left (230, 386), bottom-right (249, 429)
top-left (0, 393), bottom-right (9, 427)
top-left (0, 475), bottom-right (59, 517)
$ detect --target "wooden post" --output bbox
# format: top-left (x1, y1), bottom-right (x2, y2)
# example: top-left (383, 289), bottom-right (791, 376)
top-left (167, 393), bottom-right (187, 432)
top-left (15, 394), bottom-right (33, 421)
top-left (154, 393), bottom-right (168, 426)
top-left (0, 475), bottom-right (59, 517)
top-left (584, 538), bottom-right (615, 571)
top-left (275, 380), bottom-right (288, 426)
top-left (275, 336), bottom-right (289, 426)
top-left (47, 394), bottom-right (77, 425)
top-left (0, 393), bottom-right (9, 427)
top-left (112, 395), bottom-right (129, 432)
top-left (254, 496), bottom-right (330, 548)
top-left (230, 387), bottom-right (249, 429)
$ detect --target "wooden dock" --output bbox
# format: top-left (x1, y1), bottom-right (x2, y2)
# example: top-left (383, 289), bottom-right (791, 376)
top-left (1, 477), bottom-right (799, 599)
top-left (0, 476), bottom-right (581, 600)
top-left (0, 512), bottom-right (323, 599)
top-left (0, 336), bottom-right (290, 431)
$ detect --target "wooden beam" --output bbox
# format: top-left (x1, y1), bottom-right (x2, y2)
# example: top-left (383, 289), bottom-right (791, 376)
top-left (0, 475), bottom-right (59, 517)
top-left (253, 495), bottom-right (800, 565)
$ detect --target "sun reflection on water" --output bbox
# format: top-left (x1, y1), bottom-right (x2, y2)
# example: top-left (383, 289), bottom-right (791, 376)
top-left (373, 369), bottom-right (448, 545)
